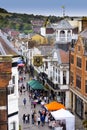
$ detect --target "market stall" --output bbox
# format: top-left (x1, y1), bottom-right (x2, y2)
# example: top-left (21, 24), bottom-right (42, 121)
top-left (51, 108), bottom-right (75, 130)
top-left (45, 101), bottom-right (65, 111)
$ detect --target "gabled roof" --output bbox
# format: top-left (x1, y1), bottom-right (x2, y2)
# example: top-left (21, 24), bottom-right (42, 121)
top-left (80, 29), bottom-right (87, 38)
top-left (57, 19), bottom-right (73, 29)
top-left (53, 48), bottom-right (69, 64)
top-left (59, 49), bottom-right (69, 64)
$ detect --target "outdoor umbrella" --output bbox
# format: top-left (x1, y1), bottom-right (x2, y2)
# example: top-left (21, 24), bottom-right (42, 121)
top-left (18, 63), bottom-right (25, 67)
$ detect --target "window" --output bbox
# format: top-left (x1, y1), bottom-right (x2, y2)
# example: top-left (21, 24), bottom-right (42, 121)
top-left (0, 88), bottom-right (7, 106)
top-left (56, 76), bottom-right (57, 81)
top-left (12, 76), bottom-right (15, 84)
top-left (86, 60), bottom-right (87, 71)
top-left (63, 71), bottom-right (66, 85)
top-left (58, 70), bottom-right (60, 83)
top-left (70, 71), bottom-right (73, 85)
top-left (56, 68), bottom-right (57, 73)
top-left (78, 46), bottom-right (80, 51)
top-left (77, 57), bottom-right (82, 68)
top-left (71, 55), bottom-right (74, 64)
top-left (76, 75), bottom-right (81, 89)
top-left (45, 61), bottom-right (48, 70)
top-left (10, 122), bottom-right (16, 130)
top-left (8, 85), bottom-right (14, 95)
top-left (85, 80), bottom-right (87, 93)
top-left (8, 76), bottom-right (15, 95)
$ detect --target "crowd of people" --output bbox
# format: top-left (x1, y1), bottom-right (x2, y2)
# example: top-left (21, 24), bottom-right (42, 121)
top-left (18, 65), bottom-right (66, 130)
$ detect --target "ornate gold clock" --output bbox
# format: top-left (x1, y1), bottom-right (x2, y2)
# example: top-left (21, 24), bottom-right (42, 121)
top-left (33, 55), bottom-right (43, 67)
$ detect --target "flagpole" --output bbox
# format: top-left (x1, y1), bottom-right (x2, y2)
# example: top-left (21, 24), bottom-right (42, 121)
top-left (61, 6), bottom-right (65, 17)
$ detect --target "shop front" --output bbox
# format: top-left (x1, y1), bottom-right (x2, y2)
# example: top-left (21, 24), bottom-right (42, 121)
top-left (75, 95), bottom-right (84, 119)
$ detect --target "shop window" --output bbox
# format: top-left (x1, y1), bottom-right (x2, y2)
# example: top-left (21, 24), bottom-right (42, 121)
top-left (75, 96), bottom-right (83, 119)
top-left (77, 57), bottom-right (82, 68)
top-left (76, 75), bottom-right (81, 89)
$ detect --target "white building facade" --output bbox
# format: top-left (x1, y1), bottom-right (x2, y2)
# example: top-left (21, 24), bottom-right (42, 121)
top-left (8, 59), bottom-right (19, 130)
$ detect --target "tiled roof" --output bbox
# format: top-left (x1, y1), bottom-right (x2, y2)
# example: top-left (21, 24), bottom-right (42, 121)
top-left (57, 19), bottom-right (73, 29)
top-left (59, 49), bottom-right (69, 64)
top-left (38, 45), bottom-right (54, 56)
top-left (80, 29), bottom-right (87, 38)
top-left (0, 36), bottom-right (19, 55)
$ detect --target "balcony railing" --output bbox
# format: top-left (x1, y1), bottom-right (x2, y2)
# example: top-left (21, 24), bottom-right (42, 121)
top-left (46, 78), bottom-right (59, 90)
top-left (38, 72), bottom-right (60, 90)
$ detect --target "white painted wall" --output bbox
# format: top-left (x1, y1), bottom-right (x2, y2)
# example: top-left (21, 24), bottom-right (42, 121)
top-left (40, 27), bottom-right (46, 36)
top-left (8, 65), bottom-right (19, 130)
top-left (8, 114), bottom-right (19, 130)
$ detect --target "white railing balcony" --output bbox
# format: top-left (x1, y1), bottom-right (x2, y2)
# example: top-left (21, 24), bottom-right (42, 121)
top-left (56, 36), bottom-right (72, 42)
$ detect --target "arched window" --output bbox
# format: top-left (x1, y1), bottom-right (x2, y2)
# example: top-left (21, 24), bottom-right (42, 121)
top-left (67, 30), bottom-right (71, 36)
top-left (60, 30), bottom-right (65, 41)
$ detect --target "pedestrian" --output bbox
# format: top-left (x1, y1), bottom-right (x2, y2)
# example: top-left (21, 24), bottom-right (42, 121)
top-left (22, 114), bottom-right (26, 123)
top-left (25, 115), bottom-right (28, 123)
top-left (20, 88), bottom-right (22, 95)
top-left (41, 114), bottom-right (45, 126)
top-left (27, 114), bottom-right (30, 123)
top-left (37, 115), bottom-right (40, 126)
top-left (32, 112), bottom-right (34, 124)
top-left (33, 102), bottom-right (36, 108)
top-left (23, 98), bottom-right (26, 106)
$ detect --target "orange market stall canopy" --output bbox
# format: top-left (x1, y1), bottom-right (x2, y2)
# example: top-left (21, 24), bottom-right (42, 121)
top-left (45, 101), bottom-right (65, 111)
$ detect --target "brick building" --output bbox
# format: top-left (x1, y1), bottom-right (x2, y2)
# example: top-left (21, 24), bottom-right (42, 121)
top-left (69, 30), bottom-right (87, 119)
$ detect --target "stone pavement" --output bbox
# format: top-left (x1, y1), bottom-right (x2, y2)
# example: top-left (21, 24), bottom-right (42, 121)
top-left (18, 73), bottom-right (51, 130)
top-left (18, 73), bottom-right (85, 130)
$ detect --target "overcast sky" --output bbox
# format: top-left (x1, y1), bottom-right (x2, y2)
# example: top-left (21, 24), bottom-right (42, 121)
top-left (0, 0), bottom-right (87, 16)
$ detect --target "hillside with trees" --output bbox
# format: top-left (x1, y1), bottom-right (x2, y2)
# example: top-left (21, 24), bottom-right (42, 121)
top-left (0, 8), bottom-right (68, 34)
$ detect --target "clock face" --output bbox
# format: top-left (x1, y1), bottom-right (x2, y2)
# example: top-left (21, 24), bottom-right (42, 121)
top-left (33, 56), bottom-right (43, 67)
top-left (36, 58), bottom-right (40, 63)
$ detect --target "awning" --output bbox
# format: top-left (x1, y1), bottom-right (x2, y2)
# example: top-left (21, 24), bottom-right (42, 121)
top-left (45, 101), bottom-right (65, 111)
top-left (28, 79), bottom-right (44, 90)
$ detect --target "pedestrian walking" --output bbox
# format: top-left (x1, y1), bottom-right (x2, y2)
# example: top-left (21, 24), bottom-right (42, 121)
top-left (20, 88), bottom-right (22, 95)
top-left (22, 114), bottom-right (26, 123)
top-left (41, 114), bottom-right (45, 126)
top-left (25, 115), bottom-right (28, 123)
top-left (33, 102), bottom-right (36, 108)
top-left (27, 114), bottom-right (30, 123)
top-left (23, 98), bottom-right (26, 106)
top-left (37, 115), bottom-right (40, 126)
top-left (32, 112), bottom-right (34, 124)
